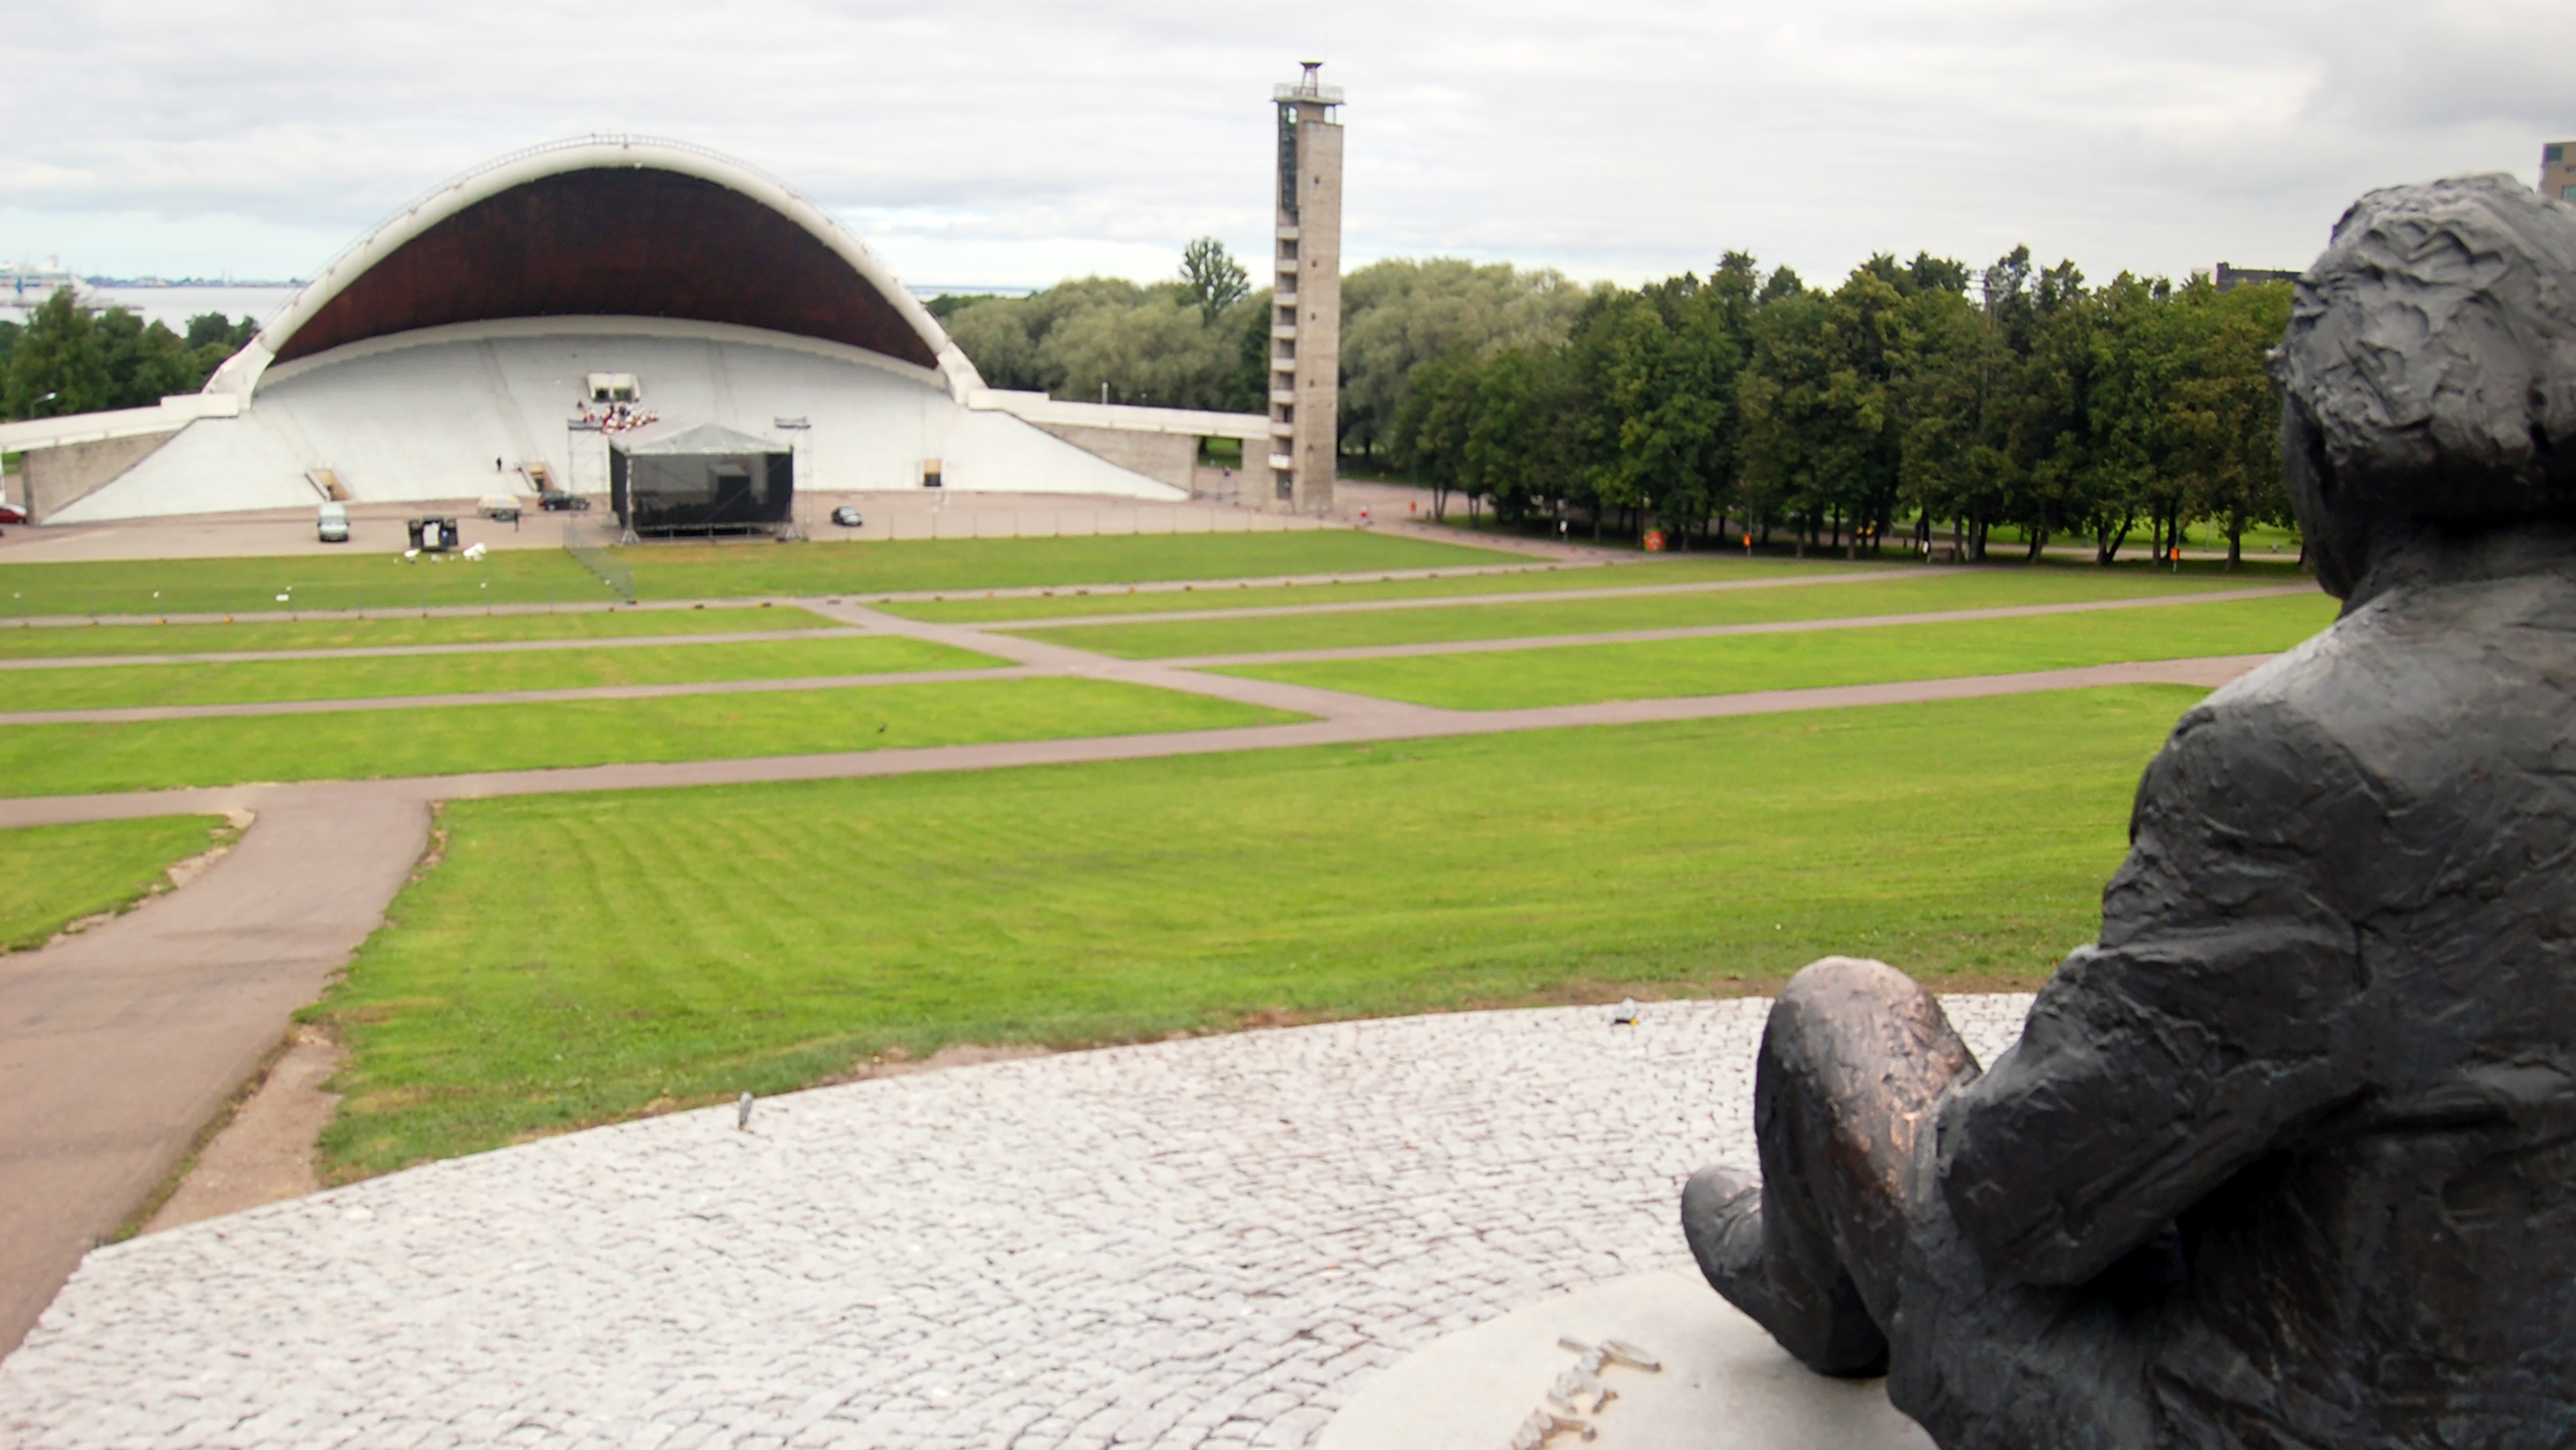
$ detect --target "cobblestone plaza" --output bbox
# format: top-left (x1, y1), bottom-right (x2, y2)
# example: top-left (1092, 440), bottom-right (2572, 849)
top-left (1, 996), bottom-right (2028, 1448)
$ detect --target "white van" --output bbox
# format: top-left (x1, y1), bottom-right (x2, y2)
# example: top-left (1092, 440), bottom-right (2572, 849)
top-left (317, 501), bottom-right (350, 543)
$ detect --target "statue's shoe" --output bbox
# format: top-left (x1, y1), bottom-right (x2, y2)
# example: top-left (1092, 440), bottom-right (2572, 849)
top-left (1681, 1164), bottom-right (1773, 1314)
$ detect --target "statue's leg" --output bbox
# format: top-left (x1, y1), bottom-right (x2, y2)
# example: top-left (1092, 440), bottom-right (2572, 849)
top-left (1684, 957), bottom-right (1979, 1378)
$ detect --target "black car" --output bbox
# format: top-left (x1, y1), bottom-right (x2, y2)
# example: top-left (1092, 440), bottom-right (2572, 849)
top-left (538, 492), bottom-right (593, 512)
top-left (830, 505), bottom-right (863, 528)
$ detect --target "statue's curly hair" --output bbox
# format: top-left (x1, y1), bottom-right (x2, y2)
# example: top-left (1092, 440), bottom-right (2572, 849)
top-left (2271, 176), bottom-right (2576, 594)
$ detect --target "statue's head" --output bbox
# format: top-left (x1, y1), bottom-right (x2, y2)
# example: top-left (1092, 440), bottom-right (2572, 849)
top-left (2271, 176), bottom-right (2576, 597)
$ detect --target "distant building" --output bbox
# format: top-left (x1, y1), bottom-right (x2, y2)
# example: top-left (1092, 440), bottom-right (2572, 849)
top-left (2543, 142), bottom-right (2576, 203)
top-left (1270, 63), bottom-right (1343, 516)
top-left (0, 137), bottom-right (1269, 523)
top-left (2215, 263), bottom-right (2300, 293)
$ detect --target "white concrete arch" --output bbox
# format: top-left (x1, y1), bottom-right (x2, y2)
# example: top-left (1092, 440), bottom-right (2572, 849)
top-left (203, 135), bottom-right (985, 406)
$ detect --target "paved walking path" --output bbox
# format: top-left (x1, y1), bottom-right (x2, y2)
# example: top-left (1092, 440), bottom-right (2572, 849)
top-left (0, 995), bottom-right (2032, 1449)
top-left (0, 792), bottom-right (430, 1357)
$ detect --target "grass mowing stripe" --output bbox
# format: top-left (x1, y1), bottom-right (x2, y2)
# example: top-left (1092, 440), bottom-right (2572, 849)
top-left (0, 550), bottom-right (611, 617)
top-left (892, 556), bottom-right (2308, 626)
top-left (1215, 594), bottom-right (2338, 709)
top-left (0, 815), bottom-right (236, 952)
top-left (1030, 571), bottom-right (2304, 659)
top-left (0, 680), bottom-right (1298, 798)
top-left (0, 533), bottom-right (1519, 616)
top-left (313, 686), bottom-right (2198, 1178)
top-left (0, 606), bottom-right (843, 660)
top-left (613, 531), bottom-right (1522, 600)
top-left (0, 637), bottom-right (1005, 711)
top-left (879, 556), bottom-right (1883, 622)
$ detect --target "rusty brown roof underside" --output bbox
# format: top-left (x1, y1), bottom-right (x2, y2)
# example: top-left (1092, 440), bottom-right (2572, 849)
top-left (272, 167), bottom-right (939, 370)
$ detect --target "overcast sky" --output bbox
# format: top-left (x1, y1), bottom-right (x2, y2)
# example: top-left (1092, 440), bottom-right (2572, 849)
top-left (2, 0), bottom-right (2567, 294)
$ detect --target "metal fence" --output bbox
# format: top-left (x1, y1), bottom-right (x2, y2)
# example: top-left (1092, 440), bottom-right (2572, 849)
top-left (563, 518), bottom-right (638, 603)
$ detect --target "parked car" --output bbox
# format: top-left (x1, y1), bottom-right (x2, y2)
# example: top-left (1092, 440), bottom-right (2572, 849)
top-left (830, 505), bottom-right (864, 528)
top-left (0, 502), bottom-right (27, 526)
top-left (537, 492), bottom-right (592, 512)
top-left (317, 501), bottom-right (350, 543)
top-left (478, 493), bottom-right (523, 522)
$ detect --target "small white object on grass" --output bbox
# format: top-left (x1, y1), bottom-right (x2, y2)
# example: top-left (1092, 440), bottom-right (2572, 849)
top-left (736, 1091), bottom-right (754, 1131)
top-left (1611, 998), bottom-right (1641, 1026)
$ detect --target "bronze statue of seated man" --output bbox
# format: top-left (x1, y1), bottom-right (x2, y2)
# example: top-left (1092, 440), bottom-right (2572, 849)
top-left (1684, 175), bottom-right (2576, 1449)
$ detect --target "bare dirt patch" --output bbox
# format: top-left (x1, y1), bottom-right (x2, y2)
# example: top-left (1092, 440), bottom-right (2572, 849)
top-left (839, 1041), bottom-right (1054, 1082)
top-left (141, 1025), bottom-right (343, 1235)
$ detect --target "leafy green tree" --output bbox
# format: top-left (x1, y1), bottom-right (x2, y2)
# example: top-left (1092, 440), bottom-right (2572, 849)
top-left (182, 312), bottom-right (259, 353)
top-left (1892, 276), bottom-right (2005, 555)
top-left (941, 253), bottom-right (1270, 412)
top-left (1739, 260), bottom-right (1919, 558)
top-left (1180, 238), bottom-right (1250, 324)
top-left (1999, 260), bottom-right (2096, 560)
top-left (1387, 348), bottom-right (1480, 521)
top-left (1337, 259), bottom-right (1596, 462)
top-left (2081, 273), bottom-right (2181, 565)
top-left (96, 309), bottom-right (197, 410)
top-left (2164, 277), bottom-right (2293, 567)
top-left (4, 288), bottom-right (109, 420)
top-left (181, 311), bottom-right (258, 385)
top-left (1576, 266), bottom-right (1755, 546)
top-left (1460, 346), bottom-right (1582, 526)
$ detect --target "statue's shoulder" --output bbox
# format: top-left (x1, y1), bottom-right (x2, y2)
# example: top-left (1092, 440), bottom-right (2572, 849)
top-left (2148, 573), bottom-right (2576, 840)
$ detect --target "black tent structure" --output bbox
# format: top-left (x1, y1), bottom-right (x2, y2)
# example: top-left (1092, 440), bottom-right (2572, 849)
top-left (609, 422), bottom-right (795, 538)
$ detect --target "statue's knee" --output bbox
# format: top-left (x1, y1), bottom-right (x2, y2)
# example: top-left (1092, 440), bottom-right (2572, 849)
top-left (1779, 956), bottom-right (1927, 1016)
top-left (1768, 957), bottom-right (1937, 1063)
top-left (1761, 956), bottom-right (1972, 1133)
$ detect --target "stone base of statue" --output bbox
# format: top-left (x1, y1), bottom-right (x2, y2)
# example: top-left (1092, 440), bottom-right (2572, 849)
top-left (1315, 1270), bottom-right (1933, 1450)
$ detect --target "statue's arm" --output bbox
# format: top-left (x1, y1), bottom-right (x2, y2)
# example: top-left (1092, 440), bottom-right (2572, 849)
top-left (1935, 702), bottom-right (2373, 1287)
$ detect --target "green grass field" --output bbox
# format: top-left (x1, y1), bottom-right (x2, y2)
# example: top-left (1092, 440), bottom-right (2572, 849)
top-left (0, 604), bottom-right (840, 659)
top-left (612, 530), bottom-right (1521, 599)
top-left (1027, 570), bottom-right (2303, 659)
top-left (0, 815), bottom-right (235, 952)
top-left (0, 636), bottom-right (1002, 712)
top-left (0, 680), bottom-right (1297, 797)
top-left (0, 532), bottom-right (1520, 618)
top-left (1217, 593), bottom-right (2338, 709)
top-left (312, 686), bottom-right (2198, 1177)
top-left (881, 556), bottom-right (1875, 623)
top-left (0, 549), bottom-right (613, 617)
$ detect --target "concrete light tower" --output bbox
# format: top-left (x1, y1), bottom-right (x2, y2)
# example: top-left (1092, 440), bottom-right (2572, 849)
top-left (1269, 62), bottom-right (1343, 514)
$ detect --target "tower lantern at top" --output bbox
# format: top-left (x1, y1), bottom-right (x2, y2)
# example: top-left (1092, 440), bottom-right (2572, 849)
top-left (1268, 62), bottom-right (1344, 515)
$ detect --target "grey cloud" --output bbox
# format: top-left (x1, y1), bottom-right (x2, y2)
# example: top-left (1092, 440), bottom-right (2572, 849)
top-left (1, 0), bottom-right (2567, 286)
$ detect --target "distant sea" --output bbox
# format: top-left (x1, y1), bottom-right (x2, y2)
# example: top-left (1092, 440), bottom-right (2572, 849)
top-left (0, 283), bottom-right (302, 331)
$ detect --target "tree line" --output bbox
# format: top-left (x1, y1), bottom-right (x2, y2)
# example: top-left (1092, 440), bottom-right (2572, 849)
top-left (1388, 249), bottom-right (2294, 566)
top-left (0, 289), bottom-right (259, 422)
top-left (933, 246), bottom-right (1594, 436)
top-left (941, 243), bottom-right (2293, 568)
top-left (2, 246), bottom-right (2281, 570)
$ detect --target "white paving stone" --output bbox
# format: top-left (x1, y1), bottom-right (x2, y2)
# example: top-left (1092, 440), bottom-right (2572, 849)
top-left (0, 995), bottom-right (2030, 1449)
